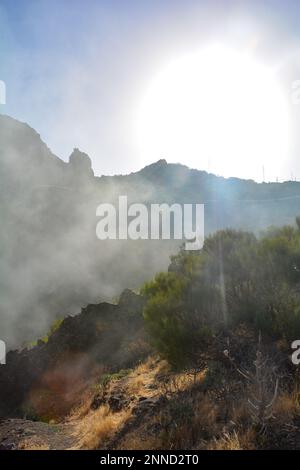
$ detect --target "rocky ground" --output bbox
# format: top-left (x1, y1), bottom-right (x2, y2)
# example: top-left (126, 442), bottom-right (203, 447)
top-left (1, 308), bottom-right (300, 450)
top-left (0, 418), bottom-right (76, 450)
top-left (0, 357), bottom-right (168, 450)
top-left (1, 350), bottom-right (300, 450)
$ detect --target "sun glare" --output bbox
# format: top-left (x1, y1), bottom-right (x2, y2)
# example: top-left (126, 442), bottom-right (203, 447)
top-left (136, 45), bottom-right (290, 181)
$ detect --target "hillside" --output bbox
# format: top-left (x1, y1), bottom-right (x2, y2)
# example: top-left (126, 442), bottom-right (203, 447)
top-left (0, 289), bottom-right (148, 418)
top-left (0, 331), bottom-right (298, 450)
top-left (2, 114), bottom-right (300, 348)
top-left (1, 224), bottom-right (300, 450)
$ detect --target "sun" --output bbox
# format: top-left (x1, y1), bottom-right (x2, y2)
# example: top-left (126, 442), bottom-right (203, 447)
top-left (136, 45), bottom-right (290, 181)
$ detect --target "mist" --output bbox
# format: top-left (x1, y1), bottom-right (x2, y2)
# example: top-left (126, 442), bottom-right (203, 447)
top-left (2, 0), bottom-right (300, 179)
top-left (2, 113), bottom-right (300, 349)
top-left (0, 115), bottom-right (180, 348)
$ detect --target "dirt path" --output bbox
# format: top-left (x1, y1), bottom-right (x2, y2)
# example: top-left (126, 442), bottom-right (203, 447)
top-left (0, 418), bottom-right (78, 450)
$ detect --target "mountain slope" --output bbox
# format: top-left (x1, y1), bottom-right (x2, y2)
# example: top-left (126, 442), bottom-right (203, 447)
top-left (1, 114), bottom-right (300, 347)
top-left (0, 289), bottom-right (147, 419)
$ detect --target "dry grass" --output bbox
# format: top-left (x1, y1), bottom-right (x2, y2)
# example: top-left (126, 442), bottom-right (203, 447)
top-left (18, 439), bottom-right (50, 450)
top-left (209, 431), bottom-right (242, 450)
top-left (67, 390), bottom-right (94, 422)
top-left (159, 393), bottom-right (218, 449)
top-left (273, 389), bottom-right (300, 422)
top-left (116, 390), bottom-right (220, 450)
top-left (67, 356), bottom-right (300, 450)
top-left (159, 369), bottom-right (206, 396)
top-left (75, 404), bottom-right (131, 449)
top-left (231, 401), bottom-right (252, 427)
top-left (193, 394), bottom-right (219, 430)
top-left (209, 429), bottom-right (256, 450)
top-left (125, 357), bottom-right (165, 397)
top-left (73, 358), bottom-right (217, 450)
top-left (126, 374), bottom-right (146, 396)
top-left (134, 356), bottom-right (159, 375)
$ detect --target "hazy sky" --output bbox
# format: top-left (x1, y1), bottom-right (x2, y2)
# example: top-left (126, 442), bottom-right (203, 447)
top-left (1, 0), bottom-right (300, 180)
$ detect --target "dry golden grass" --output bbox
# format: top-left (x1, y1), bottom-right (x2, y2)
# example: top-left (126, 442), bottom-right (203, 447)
top-left (159, 368), bottom-right (206, 396)
top-left (67, 390), bottom-right (94, 422)
top-left (210, 429), bottom-right (256, 450)
top-left (159, 393), bottom-right (219, 449)
top-left (103, 356), bottom-right (201, 405)
top-left (18, 439), bottom-right (50, 450)
top-left (75, 358), bottom-right (216, 450)
top-left (209, 431), bottom-right (242, 450)
top-left (66, 356), bottom-right (166, 449)
top-left (125, 357), bottom-right (166, 397)
top-left (211, 425), bottom-right (256, 450)
top-left (134, 356), bottom-right (158, 375)
top-left (75, 404), bottom-right (131, 449)
top-left (208, 388), bottom-right (300, 450)
top-left (116, 388), bottom-right (220, 450)
top-left (273, 389), bottom-right (300, 422)
top-left (68, 356), bottom-right (294, 450)
top-left (126, 374), bottom-right (146, 396)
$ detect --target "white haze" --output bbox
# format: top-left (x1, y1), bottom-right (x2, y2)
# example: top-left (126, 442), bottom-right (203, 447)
top-left (2, 0), bottom-right (300, 180)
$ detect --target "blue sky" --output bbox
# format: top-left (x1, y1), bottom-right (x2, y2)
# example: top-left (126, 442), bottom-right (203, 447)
top-left (1, 0), bottom-right (300, 179)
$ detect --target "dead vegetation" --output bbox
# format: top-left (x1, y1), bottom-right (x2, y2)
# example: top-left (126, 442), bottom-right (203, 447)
top-left (2, 330), bottom-right (300, 451)
top-left (74, 405), bottom-right (131, 449)
top-left (69, 328), bottom-right (300, 450)
top-left (57, 331), bottom-right (300, 451)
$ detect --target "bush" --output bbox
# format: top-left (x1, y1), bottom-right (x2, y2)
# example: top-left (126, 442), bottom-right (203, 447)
top-left (142, 220), bottom-right (300, 367)
top-left (142, 271), bottom-right (214, 367)
top-left (96, 369), bottom-right (131, 389)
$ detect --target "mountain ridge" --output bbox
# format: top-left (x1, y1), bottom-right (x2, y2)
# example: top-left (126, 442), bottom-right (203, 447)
top-left (1, 113), bottom-right (300, 348)
top-left (2, 113), bottom-right (298, 187)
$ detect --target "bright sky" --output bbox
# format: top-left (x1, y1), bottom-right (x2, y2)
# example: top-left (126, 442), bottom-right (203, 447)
top-left (1, 0), bottom-right (300, 181)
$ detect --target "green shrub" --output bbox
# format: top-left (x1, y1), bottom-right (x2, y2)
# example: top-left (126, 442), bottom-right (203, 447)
top-left (142, 220), bottom-right (300, 367)
top-left (95, 369), bottom-right (131, 389)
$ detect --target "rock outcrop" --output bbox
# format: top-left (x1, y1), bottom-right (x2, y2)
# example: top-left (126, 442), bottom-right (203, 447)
top-left (68, 148), bottom-right (94, 179)
top-left (0, 290), bottom-right (148, 419)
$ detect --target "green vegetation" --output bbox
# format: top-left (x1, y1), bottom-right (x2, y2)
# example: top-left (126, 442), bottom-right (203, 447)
top-left (143, 221), bottom-right (300, 367)
top-left (27, 317), bottom-right (64, 348)
top-left (94, 369), bottom-right (132, 391)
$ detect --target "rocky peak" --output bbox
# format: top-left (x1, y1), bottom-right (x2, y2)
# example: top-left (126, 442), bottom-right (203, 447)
top-left (141, 159), bottom-right (168, 172)
top-left (118, 289), bottom-right (145, 313)
top-left (68, 148), bottom-right (94, 177)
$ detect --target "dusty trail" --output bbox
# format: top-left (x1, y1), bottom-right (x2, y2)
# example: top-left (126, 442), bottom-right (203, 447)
top-left (0, 418), bottom-right (78, 450)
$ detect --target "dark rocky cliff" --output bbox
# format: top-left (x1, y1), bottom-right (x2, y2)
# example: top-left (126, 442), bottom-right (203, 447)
top-left (0, 290), bottom-right (148, 418)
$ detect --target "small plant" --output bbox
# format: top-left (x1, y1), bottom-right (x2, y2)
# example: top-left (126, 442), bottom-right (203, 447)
top-left (95, 369), bottom-right (131, 390)
top-left (26, 317), bottom-right (64, 348)
top-left (42, 317), bottom-right (64, 343)
top-left (224, 332), bottom-right (279, 432)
